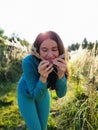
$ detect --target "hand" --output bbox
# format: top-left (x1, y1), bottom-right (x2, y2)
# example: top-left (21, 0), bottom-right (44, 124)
top-left (53, 58), bottom-right (66, 79)
top-left (38, 60), bottom-right (53, 82)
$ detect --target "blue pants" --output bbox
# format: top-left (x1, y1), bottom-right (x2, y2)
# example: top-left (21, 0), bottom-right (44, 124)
top-left (17, 90), bottom-right (50, 130)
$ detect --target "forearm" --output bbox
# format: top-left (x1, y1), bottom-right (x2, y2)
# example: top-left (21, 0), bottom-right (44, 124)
top-left (23, 74), bottom-right (48, 101)
top-left (55, 76), bottom-right (67, 98)
top-left (32, 79), bottom-right (48, 100)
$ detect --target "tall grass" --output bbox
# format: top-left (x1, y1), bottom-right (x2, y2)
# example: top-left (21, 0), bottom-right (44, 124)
top-left (0, 43), bottom-right (98, 130)
top-left (53, 43), bottom-right (98, 130)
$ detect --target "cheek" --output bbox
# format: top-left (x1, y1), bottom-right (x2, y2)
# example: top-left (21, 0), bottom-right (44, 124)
top-left (55, 51), bottom-right (59, 57)
top-left (52, 50), bottom-right (59, 58)
top-left (40, 51), bottom-right (46, 58)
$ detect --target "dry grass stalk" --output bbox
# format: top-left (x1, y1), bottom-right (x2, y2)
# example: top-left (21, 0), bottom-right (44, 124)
top-left (31, 45), bottom-right (67, 76)
top-left (31, 45), bottom-right (44, 60)
top-left (31, 45), bottom-right (66, 61)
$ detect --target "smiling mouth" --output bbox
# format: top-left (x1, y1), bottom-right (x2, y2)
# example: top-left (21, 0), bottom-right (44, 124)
top-left (48, 59), bottom-right (53, 64)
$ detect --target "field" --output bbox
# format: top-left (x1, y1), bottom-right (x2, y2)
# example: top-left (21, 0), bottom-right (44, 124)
top-left (0, 43), bottom-right (98, 130)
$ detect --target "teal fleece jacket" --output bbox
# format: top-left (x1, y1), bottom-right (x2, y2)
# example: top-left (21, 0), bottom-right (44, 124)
top-left (18, 54), bottom-right (67, 100)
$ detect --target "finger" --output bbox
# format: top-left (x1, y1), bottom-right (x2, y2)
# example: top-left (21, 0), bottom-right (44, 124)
top-left (40, 66), bottom-right (53, 78)
top-left (38, 62), bottom-right (53, 75)
top-left (54, 57), bottom-right (65, 62)
top-left (45, 64), bottom-right (53, 71)
top-left (55, 58), bottom-right (65, 63)
top-left (39, 61), bottom-right (50, 70)
top-left (42, 64), bottom-right (53, 75)
top-left (47, 67), bottom-right (54, 74)
top-left (55, 62), bottom-right (66, 72)
top-left (53, 60), bottom-right (63, 67)
top-left (39, 60), bottom-right (49, 66)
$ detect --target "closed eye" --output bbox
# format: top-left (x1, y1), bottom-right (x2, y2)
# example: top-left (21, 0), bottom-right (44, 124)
top-left (52, 47), bottom-right (58, 51)
top-left (41, 46), bottom-right (58, 52)
top-left (41, 47), bottom-right (48, 52)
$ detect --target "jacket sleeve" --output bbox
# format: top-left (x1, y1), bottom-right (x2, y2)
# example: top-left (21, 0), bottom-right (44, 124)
top-left (55, 76), bottom-right (67, 98)
top-left (22, 58), bottom-right (48, 101)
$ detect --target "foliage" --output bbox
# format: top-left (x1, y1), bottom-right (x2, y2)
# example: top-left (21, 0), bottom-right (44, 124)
top-left (0, 41), bottom-right (27, 83)
top-left (8, 32), bottom-right (30, 47)
top-left (54, 44), bottom-right (98, 130)
top-left (68, 40), bottom-right (98, 54)
top-left (19, 39), bottom-right (30, 47)
top-left (0, 28), bottom-right (4, 37)
top-left (0, 35), bottom-right (98, 130)
top-left (54, 83), bottom-right (98, 130)
top-left (68, 43), bottom-right (80, 52)
top-left (0, 33), bottom-right (28, 130)
top-left (0, 83), bottom-right (26, 130)
top-left (82, 37), bottom-right (88, 49)
top-left (0, 58), bottom-right (22, 83)
top-left (0, 38), bottom-right (4, 44)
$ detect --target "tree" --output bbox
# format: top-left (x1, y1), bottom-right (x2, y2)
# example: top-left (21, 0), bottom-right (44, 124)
top-left (82, 38), bottom-right (88, 49)
top-left (75, 43), bottom-right (80, 50)
top-left (87, 42), bottom-right (94, 50)
top-left (0, 28), bottom-right (4, 37)
top-left (71, 44), bottom-right (76, 51)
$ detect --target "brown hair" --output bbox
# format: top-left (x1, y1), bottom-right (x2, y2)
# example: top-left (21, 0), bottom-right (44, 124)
top-left (31, 31), bottom-right (69, 90)
top-left (32, 31), bottom-right (65, 56)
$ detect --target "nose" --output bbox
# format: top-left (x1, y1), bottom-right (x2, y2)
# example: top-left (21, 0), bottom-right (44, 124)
top-left (47, 51), bottom-right (53, 58)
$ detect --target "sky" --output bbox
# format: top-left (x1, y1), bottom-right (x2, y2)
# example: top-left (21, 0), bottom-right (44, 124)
top-left (0, 0), bottom-right (98, 47)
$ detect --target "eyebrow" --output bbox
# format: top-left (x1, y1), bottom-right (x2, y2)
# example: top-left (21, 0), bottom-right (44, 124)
top-left (41, 46), bottom-right (58, 49)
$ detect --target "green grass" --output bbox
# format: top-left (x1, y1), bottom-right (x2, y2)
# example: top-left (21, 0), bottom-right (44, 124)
top-left (0, 83), bottom-right (26, 130)
top-left (0, 44), bottom-right (98, 130)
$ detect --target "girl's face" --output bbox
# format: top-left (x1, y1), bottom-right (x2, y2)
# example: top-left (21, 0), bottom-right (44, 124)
top-left (39, 39), bottom-right (59, 61)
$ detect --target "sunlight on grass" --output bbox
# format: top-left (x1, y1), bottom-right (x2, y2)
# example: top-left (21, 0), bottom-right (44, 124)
top-left (0, 41), bottom-right (98, 129)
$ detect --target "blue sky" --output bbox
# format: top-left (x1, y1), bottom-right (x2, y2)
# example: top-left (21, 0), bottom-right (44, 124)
top-left (0, 0), bottom-right (98, 47)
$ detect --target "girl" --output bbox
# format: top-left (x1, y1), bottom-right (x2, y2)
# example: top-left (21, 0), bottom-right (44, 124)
top-left (17, 31), bottom-right (69, 130)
